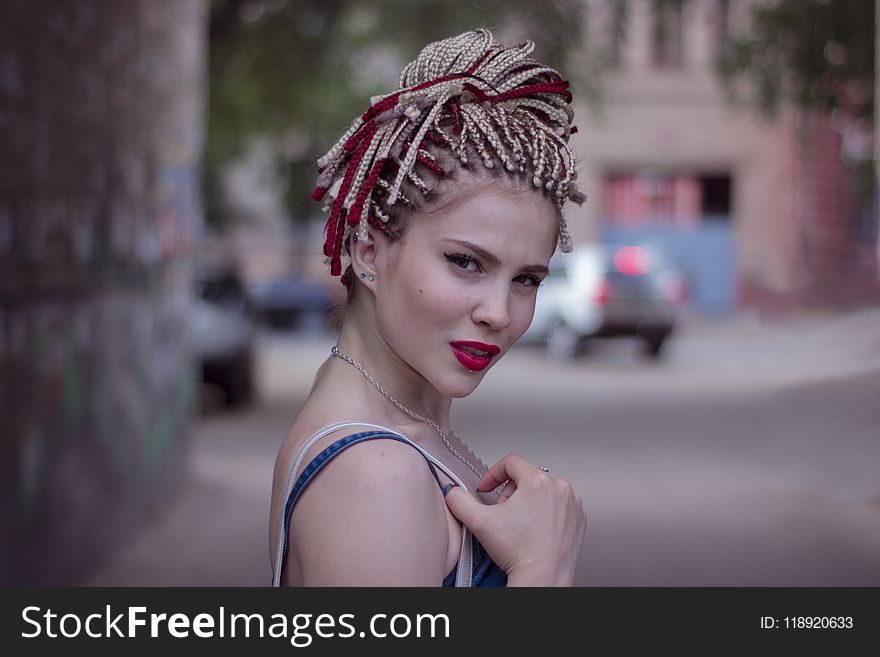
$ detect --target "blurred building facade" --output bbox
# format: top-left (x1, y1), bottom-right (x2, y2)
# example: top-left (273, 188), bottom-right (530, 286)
top-left (0, 0), bottom-right (206, 584)
top-left (567, 0), bottom-right (878, 314)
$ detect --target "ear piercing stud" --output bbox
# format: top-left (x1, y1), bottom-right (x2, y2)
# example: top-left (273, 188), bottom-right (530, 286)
top-left (359, 272), bottom-right (375, 281)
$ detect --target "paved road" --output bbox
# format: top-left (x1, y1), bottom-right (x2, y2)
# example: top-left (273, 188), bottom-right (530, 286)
top-left (84, 308), bottom-right (880, 586)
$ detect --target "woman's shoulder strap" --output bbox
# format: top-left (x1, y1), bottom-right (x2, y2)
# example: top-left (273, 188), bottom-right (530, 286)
top-left (272, 421), bottom-right (473, 587)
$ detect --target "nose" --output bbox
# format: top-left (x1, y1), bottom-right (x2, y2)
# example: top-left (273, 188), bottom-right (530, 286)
top-left (471, 284), bottom-right (511, 331)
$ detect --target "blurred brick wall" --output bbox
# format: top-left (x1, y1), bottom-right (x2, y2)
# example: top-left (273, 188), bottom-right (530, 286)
top-left (740, 112), bottom-right (880, 311)
top-left (797, 113), bottom-right (879, 306)
top-left (0, 0), bottom-right (206, 584)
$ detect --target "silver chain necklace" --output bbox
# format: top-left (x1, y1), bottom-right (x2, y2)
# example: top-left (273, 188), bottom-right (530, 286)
top-left (330, 345), bottom-right (489, 480)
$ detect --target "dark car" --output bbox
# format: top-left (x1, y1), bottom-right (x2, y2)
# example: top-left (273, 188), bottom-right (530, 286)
top-left (522, 243), bottom-right (684, 359)
top-left (192, 263), bottom-right (256, 407)
top-left (246, 276), bottom-right (337, 330)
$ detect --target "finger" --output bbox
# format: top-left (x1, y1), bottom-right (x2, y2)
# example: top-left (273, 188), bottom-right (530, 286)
top-left (476, 453), bottom-right (534, 492)
top-left (443, 484), bottom-right (487, 528)
top-left (495, 479), bottom-right (517, 503)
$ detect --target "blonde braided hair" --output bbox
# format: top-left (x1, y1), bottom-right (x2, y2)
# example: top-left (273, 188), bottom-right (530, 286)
top-left (311, 28), bottom-right (585, 279)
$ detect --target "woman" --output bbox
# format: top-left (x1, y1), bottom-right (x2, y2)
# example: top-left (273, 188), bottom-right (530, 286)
top-left (269, 29), bottom-right (587, 586)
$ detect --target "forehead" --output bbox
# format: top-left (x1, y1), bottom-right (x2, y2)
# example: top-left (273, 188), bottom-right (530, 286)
top-left (409, 185), bottom-right (559, 263)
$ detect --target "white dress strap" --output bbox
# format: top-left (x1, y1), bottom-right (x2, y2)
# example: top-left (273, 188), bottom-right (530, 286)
top-left (272, 421), bottom-right (473, 588)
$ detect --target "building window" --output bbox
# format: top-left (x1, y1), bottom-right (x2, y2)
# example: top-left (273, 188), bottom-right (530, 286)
top-left (651, 0), bottom-right (685, 68)
top-left (603, 171), bottom-right (732, 225)
top-left (715, 0), bottom-right (734, 62)
top-left (699, 175), bottom-right (732, 220)
top-left (608, 0), bottom-right (628, 69)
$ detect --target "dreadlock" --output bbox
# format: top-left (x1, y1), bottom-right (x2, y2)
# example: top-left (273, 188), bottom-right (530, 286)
top-left (312, 28), bottom-right (585, 279)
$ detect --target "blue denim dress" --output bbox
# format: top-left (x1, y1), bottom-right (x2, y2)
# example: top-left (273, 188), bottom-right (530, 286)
top-left (272, 425), bottom-right (507, 587)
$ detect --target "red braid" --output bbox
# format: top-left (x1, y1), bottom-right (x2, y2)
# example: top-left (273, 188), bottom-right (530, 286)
top-left (449, 98), bottom-right (462, 135)
top-left (402, 143), bottom-right (445, 177)
top-left (491, 81), bottom-right (572, 104)
top-left (322, 122), bottom-right (379, 268)
top-left (347, 158), bottom-right (388, 227)
top-left (344, 120), bottom-right (377, 152)
top-left (360, 74), bottom-right (462, 124)
top-left (330, 209), bottom-right (347, 276)
top-left (466, 48), bottom-right (495, 74)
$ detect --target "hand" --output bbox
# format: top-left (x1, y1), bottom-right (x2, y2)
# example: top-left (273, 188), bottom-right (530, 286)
top-left (444, 453), bottom-right (587, 586)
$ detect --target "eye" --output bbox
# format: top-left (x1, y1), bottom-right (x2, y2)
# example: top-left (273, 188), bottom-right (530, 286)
top-left (445, 252), bottom-right (481, 273)
top-left (515, 274), bottom-right (543, 288)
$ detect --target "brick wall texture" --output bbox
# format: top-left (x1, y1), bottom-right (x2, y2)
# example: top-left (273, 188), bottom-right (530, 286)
top-left (0, 0), bottom-right (206, 584)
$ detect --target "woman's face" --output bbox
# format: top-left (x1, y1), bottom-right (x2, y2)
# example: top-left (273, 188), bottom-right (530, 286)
top-left (372, 184), bottom-right (558, 398)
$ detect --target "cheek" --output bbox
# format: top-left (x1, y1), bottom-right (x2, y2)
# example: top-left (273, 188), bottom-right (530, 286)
top-left (403, 274), bottom-right (462, 323)
top-left (510, 293), bottom-right (538, 336)
top-left (386, 258), bottom-right (460, 333)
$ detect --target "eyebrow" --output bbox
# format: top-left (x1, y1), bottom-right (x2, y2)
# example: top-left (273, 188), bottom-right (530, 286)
top-left (445, 239), bottom-right (549, 274)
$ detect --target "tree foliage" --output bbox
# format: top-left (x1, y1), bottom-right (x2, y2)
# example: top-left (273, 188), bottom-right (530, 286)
top-left (718, 0), bottom-right (874, 119)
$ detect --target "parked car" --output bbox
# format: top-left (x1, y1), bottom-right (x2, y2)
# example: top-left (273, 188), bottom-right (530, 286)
top-left (191, 262), bottom-right (256, 407)
top-left (246, 275), bottom-right (337, 330)
top-left (522, 243), bottom-right (684, 360)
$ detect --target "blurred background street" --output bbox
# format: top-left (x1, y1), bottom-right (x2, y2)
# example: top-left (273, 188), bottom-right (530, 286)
top-left (83, 307), bottom-right (880, 586)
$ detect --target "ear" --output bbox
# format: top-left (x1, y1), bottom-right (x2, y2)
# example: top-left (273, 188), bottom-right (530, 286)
top-left (348, 227), bottom-right (386, 292)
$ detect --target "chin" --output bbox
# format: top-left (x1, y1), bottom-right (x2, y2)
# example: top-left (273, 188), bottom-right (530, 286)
top-left (438, 372), bottom-right (486, 399)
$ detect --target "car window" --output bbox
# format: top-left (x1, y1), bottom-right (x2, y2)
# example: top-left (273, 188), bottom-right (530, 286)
top-left (199, 273), bottom-right (246, 307)
top-left (605, 270), bottom-right (665, 297)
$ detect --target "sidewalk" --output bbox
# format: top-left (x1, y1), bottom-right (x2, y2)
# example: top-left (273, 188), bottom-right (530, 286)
top-left (669, 305), bottom-right (880, 381)
top-left (82, 406), bottom-right (287, 586)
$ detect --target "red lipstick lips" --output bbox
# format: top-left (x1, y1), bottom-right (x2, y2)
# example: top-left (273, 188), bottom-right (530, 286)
top-left (449, 341), bottom-right (501, 372)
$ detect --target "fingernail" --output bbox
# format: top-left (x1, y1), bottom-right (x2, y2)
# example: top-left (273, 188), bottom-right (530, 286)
top-left (442, 483), bottom-right (456, 497)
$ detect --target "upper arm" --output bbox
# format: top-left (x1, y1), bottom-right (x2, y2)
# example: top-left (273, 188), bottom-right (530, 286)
top-left (289, 438), bottom-right (450, 586)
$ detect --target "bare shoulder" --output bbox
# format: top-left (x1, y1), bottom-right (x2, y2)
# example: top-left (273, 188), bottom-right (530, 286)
top-left (271, 412), bottom-right (379, 508)
top-left (288, 434), bottom-right (450, 585)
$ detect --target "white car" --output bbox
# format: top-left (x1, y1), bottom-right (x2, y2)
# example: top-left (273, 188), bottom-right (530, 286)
top-left (192, 263), bottom-right (257, 407)
top-left (522, 243), bottom-right (683, 359)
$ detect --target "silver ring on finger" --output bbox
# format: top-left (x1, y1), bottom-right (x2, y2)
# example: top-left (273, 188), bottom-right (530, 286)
top-left (539, 466), bottom-right (550, 473)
